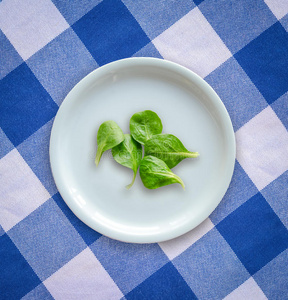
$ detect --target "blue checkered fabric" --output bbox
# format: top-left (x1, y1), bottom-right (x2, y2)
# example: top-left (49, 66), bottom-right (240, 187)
top-left (1, 0), bottom-right (288, 299)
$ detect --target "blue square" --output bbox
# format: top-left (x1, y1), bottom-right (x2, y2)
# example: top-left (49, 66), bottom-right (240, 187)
top-left (17, 119), bottom-right (57, 195)
top-left (72, 0), bottom-right (150, 66)
top-left (271, 92), bottom-right (288, 131)
top-left (0, 63), bottom-right (58, 146)
top-left (22, 284), bottom-right (53, 300)
top-left (53, 192), bottom-right (101, 245)
top-left (0, 127), bottom-right (14, 159)
top-left (210, 161), bottom-right (258, 225)
top-left (199, 0), bottom-right (277, 53)
top-left (8, 198), bottom-right (87, 280)
top-left (205, 57), bottom-right (268, 131)
top-left (0, 30), bottom-right (23, 80)
top-left (0, 234), bottom-right (41, 299)
top-left (193, 0), bottom-right (204, 5)
top-left (51, 0), bottom-right (102, 25)
top-left (254, 249), bottom-right (288, 299)
top-left (261, 170), bottom-right (288, 229)
top-left (90, 236), bottom-right (169, 294)
top-left (126, 262), bottom-right (197, 300)
top-left (235, 22), bottom-right (288, 104)
top-left (27, 28), bottom-right (98, 105)
top-left (122, 0), bottom-right (195, 39)
top-left (217, 193), bottom-right (288, 275)
top-left (132, 42), bottom-right (162, 59)
top-left (173, 228), bottom-right (250, 299)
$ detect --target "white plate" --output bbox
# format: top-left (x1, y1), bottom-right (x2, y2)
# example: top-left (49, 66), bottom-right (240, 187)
top-left (50, 58), bottom-right (235, 243)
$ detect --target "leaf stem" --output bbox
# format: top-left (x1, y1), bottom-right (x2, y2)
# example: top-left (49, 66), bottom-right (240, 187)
top-left (174, 174), bottom-right (185, 190)
top-left (95, 146), bottom-right (103, 166)
top-left (126, 170), bottom-right (137, 189)
top-left (187, 152), bottom-right (199, 158)
top-left (146, 151), bottom-right (199, 158)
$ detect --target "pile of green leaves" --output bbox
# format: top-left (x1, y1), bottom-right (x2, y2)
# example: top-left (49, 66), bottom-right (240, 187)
top-left (95, 110), bottom-right (199, 190)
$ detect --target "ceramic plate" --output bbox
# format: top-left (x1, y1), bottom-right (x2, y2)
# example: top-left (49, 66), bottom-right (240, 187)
top-left (50, 58), bottom-right (235, 243)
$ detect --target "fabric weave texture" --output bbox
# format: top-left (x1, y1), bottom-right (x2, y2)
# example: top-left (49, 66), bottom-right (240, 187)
top-left (1, 0), bottom-right (288, 299)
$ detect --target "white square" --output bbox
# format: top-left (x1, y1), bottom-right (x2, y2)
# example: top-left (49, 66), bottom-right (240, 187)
top-left (236, 106), bottom-right (288, 190)
top-left (0, 149), bottom-right (51, 231)
top-left (44, 247), bottom-right (123, 300)
top-left (0, 0), bottom-right (69, 60)
top-left (264, 0), bottom-right (288, 20)
top-left (159, 218), bottom-right (214, 260)
top-left (153, 7), bottom-right (232, 77)
top-left (224, 277), bottom-right (267, 300)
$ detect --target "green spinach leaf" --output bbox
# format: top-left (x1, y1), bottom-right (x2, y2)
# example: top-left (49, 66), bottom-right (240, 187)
top-left (144, 134), bottom-right (199, 168)
top-left (130, 110), bottom-right (163, 145)
top-left (139, 155), bottom-right (185, 189)
top-left (95, 121), bottom-right (124, 166)
top-left (112, 134), bottom-right (142, 189)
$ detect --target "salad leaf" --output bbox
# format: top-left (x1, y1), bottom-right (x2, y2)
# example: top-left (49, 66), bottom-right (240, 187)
top-left (144, 134), bottom-right (199, 168)
top-left (139, 155), bottom-right (185, 189)
top-left (130, 110), bottom-right (163, 145)
top-left (112, 134), bottom-right (142, 189)
top-left (95, 121), bottom-right (124, 166)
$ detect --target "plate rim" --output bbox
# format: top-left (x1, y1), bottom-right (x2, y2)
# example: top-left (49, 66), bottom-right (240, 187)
top-left (49, 57), bottom-right (236, 243)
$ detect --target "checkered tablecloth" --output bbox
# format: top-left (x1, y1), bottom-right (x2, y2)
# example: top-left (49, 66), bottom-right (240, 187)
top-left (1, 0), bottom-right (288, 299)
